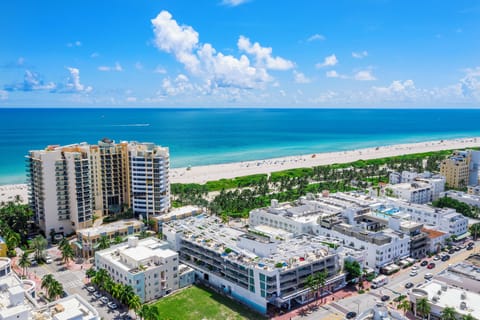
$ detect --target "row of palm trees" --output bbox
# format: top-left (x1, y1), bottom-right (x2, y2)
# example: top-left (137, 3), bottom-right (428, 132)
top-left (88, 268), bottom-right (162, 320)
top-left (304, 270), bottom-right (328, 305)
top-left (400, 297), bottom-right (477, 320)
top-left (41, 274), bottom-right (64, 301)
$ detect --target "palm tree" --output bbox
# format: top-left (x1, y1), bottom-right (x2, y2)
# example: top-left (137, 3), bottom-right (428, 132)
top-left (416, 297), bottom-right (431, 320)
top-left (398, 299), bottom-right (411, 316)
top-left (18, 252), bottom-right (31, 276)
top-left (315, 269), bottom-right (328, 304)
top-left (85, 267), bottom-right (96, 280)
top-left (305, 274), bottom-right (320, 304)
top-left (46, 279), bottom-right (64, 301)
top-left (58, 237), bottom-right (69, 251)
top-left (470, 223), bottom-right (480, 241)
top-left (31, 235), bottom-right (47, 261)
top-left (97, 235), bottom-right (111, 250)
top-left (113, 235), bottom-right (124, 245)
top-left (138, 304), bottom-right (160, 320)
top-left (120, 285), bottom-right (136, 306)
top-left (128, 294), bottom-right (142, 317)
top-left (441, 306), bottom-right (457, 320)
top-left (60, 243), bottom-right (75, 266)
top-left (111, 283), bottom-right (123, 301)
top-left (461, 314), bottom-right (476, 320)
top-left (92, 268), bottom-right (109, 289)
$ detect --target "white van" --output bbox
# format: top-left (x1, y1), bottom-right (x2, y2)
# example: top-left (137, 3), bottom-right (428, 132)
top-left (371, 275), bottom-right (388, 289)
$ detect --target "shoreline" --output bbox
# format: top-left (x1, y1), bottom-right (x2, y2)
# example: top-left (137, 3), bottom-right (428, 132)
top-left (170, 136), bottom-right (480, 184)
top-left (2, 137), bottom-right (480, 197)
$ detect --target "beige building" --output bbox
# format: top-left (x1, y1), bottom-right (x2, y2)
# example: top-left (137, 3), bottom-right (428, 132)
top-left (90, 138), bottom-right (130, 216)
top-left (27, 140), bottom-right (170, 236)
top-left (27, 144), bottom-right (94, 235)
top-left (75, 219), bottom-right (144, 258)
top-left (440, 151), bottom-right (470, 188)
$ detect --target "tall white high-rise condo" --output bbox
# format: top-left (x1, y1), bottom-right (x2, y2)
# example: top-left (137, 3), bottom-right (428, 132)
top-left (129, 142), bottom-right (170, 221)
top-left (26, 140), bottom-right (170, 236)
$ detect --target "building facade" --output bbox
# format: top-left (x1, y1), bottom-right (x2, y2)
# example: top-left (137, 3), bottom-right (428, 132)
top-left (27, 140), bottom-right (170, 235)
top-left (129, 142), bottom-right (170, 219)
top-left (440, 150), bottom-right (480, 188)
top-left (163, 215), bottom-right (346, 314)
top-left (95, 237), bottom-right (179, 302)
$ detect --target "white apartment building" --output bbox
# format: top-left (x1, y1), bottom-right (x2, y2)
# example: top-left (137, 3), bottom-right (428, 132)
top-left (388, 171), bottom-right (445, 201)
top-left (163, 215), bottom-right (346, 315)
top-left (388, 199), bottom-right (469, 237)
top-left (95, 237), bottom-right (179, 302)
top-left (27, 140), bottom-right (170, 235)
top-left (27, 144), bottom-right (93, 235)
top-left (249, 194), bottom-right (410, 270)
top-left (410, 280), bottom-right (480, 320)
top-left (0, 257), bottom-right (99, 320)
top-left (129, 142), bottom-right (170, 218)
top-left (387, 182), bottom-right (432, 204)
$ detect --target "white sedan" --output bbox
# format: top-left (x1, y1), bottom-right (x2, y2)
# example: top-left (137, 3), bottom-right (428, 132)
top-left (409, 270), bottom-right (418, 276)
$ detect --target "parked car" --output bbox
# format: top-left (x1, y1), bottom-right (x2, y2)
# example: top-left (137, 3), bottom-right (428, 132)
top-left (86, 286), bottom-right (95, 293)
top-left (441, 255), bottom-right (450, 262)
top-left (45, 258), bottom-right (53, 264)
top-left (381, 295), bottom-right (390, 302)
top-left (424, 273), bottom-right (433, 280)
top-left (405, 282), bottom-right (414, 289)
top-left (433, 255), bottom-right (440, 261)
top-left (409, 270), bottom-right (418, 276)
top-left (100, 296), bottom-right (109, 304)
top-left (411, 265), bottom-right (419, 271)
top-left (427, 263), bottom-right (436, 269)
top-left (93, 291), bottom-right (102, 299)
top-left (107, 302), bottom-right (118, 310)
top-left (467, 246), bottom-right (474, 251)
top-left (448, 249), bottom-right (455, 254)
top-left (346, 311), bottom-right (357, 319)
top-left (468, 242), bottom-right (475, 247)
top-left (420, 260), bottom-right (428, 267)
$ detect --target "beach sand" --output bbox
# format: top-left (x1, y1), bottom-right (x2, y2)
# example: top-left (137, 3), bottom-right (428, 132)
top-left (171, 137), bottom-right (480, 184)
top-left (0, 184), bottom-right (28, 204)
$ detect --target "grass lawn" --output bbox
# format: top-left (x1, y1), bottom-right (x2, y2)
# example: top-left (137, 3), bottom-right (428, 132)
top-left (153, 285), bottom-right (267, 320)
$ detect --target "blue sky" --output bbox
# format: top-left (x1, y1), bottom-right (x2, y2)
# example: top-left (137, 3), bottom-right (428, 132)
top-left (1, 0), bottom-right (479, 107)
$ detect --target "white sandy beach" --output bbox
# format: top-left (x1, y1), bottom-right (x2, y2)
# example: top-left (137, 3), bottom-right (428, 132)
top-left (171, 137), bottom-right (480, 184)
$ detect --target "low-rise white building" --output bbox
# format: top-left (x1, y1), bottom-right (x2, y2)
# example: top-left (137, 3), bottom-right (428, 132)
top-left (387, 182), bottom-right (432, 204)
top-left (95, 237), bottom-right (181, 302)
top-left (388, 170), bottom-right (445, 200)
top-left (409, 280), bottom-right (480, 320)
top-left (441, 190), bottom-right (480, 208)
top-left (163, 215), bottom-right (346, 315)
top-left (0, 257), bottom-right (99, 320)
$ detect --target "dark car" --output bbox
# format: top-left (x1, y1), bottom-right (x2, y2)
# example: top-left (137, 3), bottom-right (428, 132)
top-left (441, 255), bottom-right (450, 261)
top-left (448, 249), bottom-right (455, 254)
top-left (405, 282), bottom-right (414, 289)
top-left (346, 311), bottom-right (357, 319)
top-left (468, 242), bottom-right (475, 247)
top-left (427, 263), bottom-right (436, 269)
top-left (454, 246), bottom-right (461, 251)
top-left (381, 295), bottom-right (390, 302)
top-left (420, 260), bottom-right (428, 267)
top-left (467, 246), bottom-right (474, 251)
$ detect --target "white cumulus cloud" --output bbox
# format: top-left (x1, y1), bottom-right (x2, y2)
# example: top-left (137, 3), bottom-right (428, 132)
top-left (325, 70), bottom-right (348, 79)
top-left (293, 71), bottom-right (311, 83)
top-left (352, 51), bottom-right (368, 59)
top-left (354, 70), bottom-right (376, 81)
top-left (237, 36), bottom-right (294, 70)
top-left (315, 54), bottom-right (338, 68)
top-left (4, 70), bottom-right (56, 92)
top-left (65, 67), bottom-right (93, 93)
top-left (98, 62), bottom-right (123, 72)
top-left (307, 34), bottom-right (326, 42)
top-left (67, 40), bottom-right (82, 47)
top-left (222, 0), bottom-right (249, 6)
top-left (151, 10), bottom-right (290, 90)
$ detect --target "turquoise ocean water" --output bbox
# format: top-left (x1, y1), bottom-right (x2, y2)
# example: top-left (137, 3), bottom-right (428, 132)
top-left (1, 108), bottom-right (480, 185)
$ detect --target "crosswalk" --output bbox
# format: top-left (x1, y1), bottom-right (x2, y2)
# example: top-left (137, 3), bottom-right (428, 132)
top-left (62, 278), bottom-right (84, 289)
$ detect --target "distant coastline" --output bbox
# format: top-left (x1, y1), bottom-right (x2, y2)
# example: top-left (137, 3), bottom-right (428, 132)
top-left (170, 137), bottom-right (480, 184)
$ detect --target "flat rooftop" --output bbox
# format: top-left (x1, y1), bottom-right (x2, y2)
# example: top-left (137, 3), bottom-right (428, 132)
top-left (164, 215), bottom-right (336, 272)
top-left (151, 205), bottom-right (204, 221)
top-left (77, 219), bottom-right (144, 238)
top-left (414, 281), bottom-right (480, 319)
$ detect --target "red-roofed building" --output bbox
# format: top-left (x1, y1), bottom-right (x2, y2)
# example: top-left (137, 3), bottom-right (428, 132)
top-left (422, 227), bottom-right (448, 253)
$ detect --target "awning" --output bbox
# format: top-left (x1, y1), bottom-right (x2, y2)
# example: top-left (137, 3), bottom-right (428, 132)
top-left (455, 232), bottom-right (471, 240)
top-left (74, 241), bottom-right (83, 249)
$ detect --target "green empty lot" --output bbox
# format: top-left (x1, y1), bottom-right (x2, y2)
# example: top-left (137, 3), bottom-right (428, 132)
top-left (154, 285), bottom-right (267, 320)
